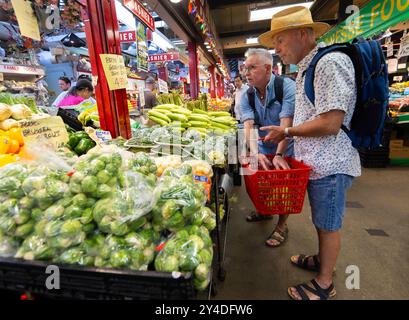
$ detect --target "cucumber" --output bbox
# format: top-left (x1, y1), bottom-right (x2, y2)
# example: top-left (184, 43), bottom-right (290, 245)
top-left (189, 121), bottom-right (209, 128)
top-left (193, 108), bottom-right (208, 115)
top-left (148, 115), bottom-right (169, 126)
top-left (168, 113), bottom-right (188, 122)
top-left (147, 110), bottom-right (171, 122)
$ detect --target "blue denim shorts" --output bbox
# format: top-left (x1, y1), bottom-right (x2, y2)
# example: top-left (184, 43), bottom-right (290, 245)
top-left (307, 174), bottom-right (354, 232)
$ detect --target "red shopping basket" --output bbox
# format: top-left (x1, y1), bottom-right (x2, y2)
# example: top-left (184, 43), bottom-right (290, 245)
top-left (243, 156), bottom-right (311, 215)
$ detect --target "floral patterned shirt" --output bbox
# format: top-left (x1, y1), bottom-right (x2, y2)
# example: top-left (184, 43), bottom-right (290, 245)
top-left (293, 43), bottom-right (361, 180)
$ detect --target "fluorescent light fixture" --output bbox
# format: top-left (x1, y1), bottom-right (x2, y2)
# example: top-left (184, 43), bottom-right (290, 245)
top-left (155, 20), bottom-right (167, 28)
top-left (249, 1), bottom-right (313, 22)
top-left (204, 42), bottom-right (209, 45)
top-left (269, 49), bottom-right (276, 54)
top-left (152, 31), bottom-right (174, 51)
top-left (246, 37), bottom-right (258, 44)
top-left (206, 45), bottom-right (211, 48)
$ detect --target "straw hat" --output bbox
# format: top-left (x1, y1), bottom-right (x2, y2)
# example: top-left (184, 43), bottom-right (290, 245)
top-left (258, 6), bottom-right (330, 48)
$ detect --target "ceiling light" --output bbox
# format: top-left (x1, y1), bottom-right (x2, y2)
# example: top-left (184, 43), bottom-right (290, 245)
top-left (169, 0), bottom-right (182, 3)
top-left (249, 1), bottom-right (313, 22)
top-left (246, 37), bottom-right (258, 44)
top-left (204, 42), bottom-right (209, 45)
top-left (206, 45), bottom-right (211, 48)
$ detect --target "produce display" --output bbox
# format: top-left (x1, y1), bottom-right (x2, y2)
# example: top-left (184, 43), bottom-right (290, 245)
top-left (0, 146), bottom-right (215, 291)
top-left (77, 104), bottom-right (100, 127)
top-left (147, 104), bottom-right (237, 138)
top-left (207, 98), bottom-right (232, 112)
top-left (157, 92), bottom-right (185, 106)
top-left (390, 81), bottom-right (409, 94)
top-left (0, 93), bottom-right (40, 115)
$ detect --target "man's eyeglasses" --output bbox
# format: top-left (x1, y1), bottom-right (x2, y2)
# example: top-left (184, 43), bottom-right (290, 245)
top-left (243, 64), bottom-right (261, 73)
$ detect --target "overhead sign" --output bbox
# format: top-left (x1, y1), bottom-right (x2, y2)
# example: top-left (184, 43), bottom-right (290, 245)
top-left (0, 64), bottom-right (45, 76)
top-left (120, 30), bottom-right (136, 43)
top-left (11, 0), bottom-right (41, 41)
top-left (136, 22), bottom-right (148, 73)
top-left (123, 0), bottom-right (155, 31)
top-left (100, 54), bottom-right (128, 90)
top-left (321, 0), bottom-right (409, 44)
top-left (158, 78), bottom-right (169, 93)
top-left (148, 52), bottom-right (180, 63)
top-left (19, 116), bottom-right (69, 150)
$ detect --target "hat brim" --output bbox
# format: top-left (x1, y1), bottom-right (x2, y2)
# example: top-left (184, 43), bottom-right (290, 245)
top-left (258, 22), bottom-right (331, 48)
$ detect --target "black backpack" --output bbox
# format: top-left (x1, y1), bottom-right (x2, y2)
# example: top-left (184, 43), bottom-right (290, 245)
top-left (247, 75), bottom-right (293, 111)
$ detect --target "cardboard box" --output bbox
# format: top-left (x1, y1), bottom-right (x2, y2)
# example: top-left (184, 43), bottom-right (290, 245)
top-left (390, 146), bottom-right (409, 159)
top-left (390, 140), bottom-right (404, 148)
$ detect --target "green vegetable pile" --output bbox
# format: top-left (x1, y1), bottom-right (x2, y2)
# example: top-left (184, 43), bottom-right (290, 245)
top-left (0, 147), bottom-right (215, 291)
top-left (155, 226), bottom-right (213, 291)
top-left (67, 131), bottom-right (96, 156)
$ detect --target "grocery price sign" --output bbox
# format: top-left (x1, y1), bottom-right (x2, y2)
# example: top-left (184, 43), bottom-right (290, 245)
top-left (123, 0), bottom-right (155, 31)
top-left (120, 30), bottom-right (136, 43)
top-left (321, 0), bottom-right (409, 44)
top-left (0, 64), bottom-right (45, 76)
top-left (158, 78), bottom-right (169, 93)
top-left (148, 52), bottom-right (180, 63)
top-left (19, 116), bottom-right (69, 150)
top-left (11, 0), bottom-right (41, 41)
top-left (100, 54), bottom-right (128, 90)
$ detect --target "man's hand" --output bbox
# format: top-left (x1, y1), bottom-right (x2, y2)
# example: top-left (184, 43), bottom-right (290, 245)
top-left (260, 125), bottom-right (286, 143)
top-left (272, 155), bottom-right (290, 170)
top-left (258, 154), bottom-right (272, 170)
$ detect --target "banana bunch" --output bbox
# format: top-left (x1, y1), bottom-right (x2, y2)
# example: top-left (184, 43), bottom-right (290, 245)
top-left (78, 105), bottom-right (98, 126)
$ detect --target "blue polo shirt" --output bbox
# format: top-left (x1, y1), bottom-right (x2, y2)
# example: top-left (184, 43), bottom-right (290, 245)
top-left (240, 74), bottom-right (296, 155)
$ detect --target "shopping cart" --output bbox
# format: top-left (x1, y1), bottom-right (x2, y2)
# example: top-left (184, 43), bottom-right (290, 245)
top-left (243, 156), bottom-right (311, 215)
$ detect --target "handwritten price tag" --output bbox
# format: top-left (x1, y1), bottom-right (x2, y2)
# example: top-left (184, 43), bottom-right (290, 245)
top-left (19, 116), bottom-right (69, 150)
top-left (100, 54), bottom-right (128, 90)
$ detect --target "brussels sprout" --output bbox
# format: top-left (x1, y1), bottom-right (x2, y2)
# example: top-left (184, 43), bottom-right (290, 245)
top-left (0, 234), bottom-right (19, 257)
top-left (19, 197), bottom-right (35, 210)
top-left (182, 198), bottom-right (202, 218)
top-left (110, 220), bottom-right (129, 236)
top-left (111, 153), bottom-right (122, 168)
top-left (204, 218), bottom-right (216, 231)
top-left (188, 235), bottom-right (205, 251)
top-left (45, 205), bottom-right (65, 220)
top-left (107, 177), bottom-right (118, 187)
top-left (161, 200), bottom-right (180, 220)
top-left (60, 220), bottom-right (82, 237)
top-left (69, 181), bottom-right (82, 194)
top-left (98, 215), bottom-right (113, 234)
top-left (44, 220), bottom-right (63, 237)
top-left (110, 249), bottom-right (131, 268)
top-left (0, 177), bottom-right (21, 192)
top-left (198, 249), bottom-right (213, 266)
top-left (98, 154), bottom-right (111, 165)
top-left (35, 189), bottom-right (52, 202)
top-left (83, 234), bottom-right (105, 256)
top-left (97, 170), bottom-right (111, 184)
top-left (8, 189), bottom-right (25, 198)
top-left (124, 232), bottom-right (146, 249)
top-left (46, 180), bottom-right (69, 199)
top-left (59, 247), bottom-right (84, 265)
top-left (14, 209), bottom-right (31, 225)
top-left (187, 225), bottom-right (200, 235)
top-left (71, 171), bottom-right (85, 185)
top-left (179, 253), bottom-right (200, 272)
top-left (143, 246), bottom-right (155, 264)
top-left (31, 208), bottom-right (43, 221)
top-left (105, 164), bottom-right (118, 176)
top-left (57, 197), bottom-right (73, 208)
top-left (94, 256), bottom-right (108, 267)
top-left (72, 193), bottom-right (88, 208)
top-left (96, 184), bottom-right (112, 199)
top-left (64, 205), bottom-right (83, 219)
top-left (38, 199), bottom-right (53, 211)
top-left (118, 174), bottom-right (126, 188)
top-left (175, 230), bottom-right (189, 241)
top-left (82, 223), bottom-right (96, 235)
top-left (193, 277), bottom-right (210, 291)
top-left (155, 255), bottom-right (179, 272)
top-left (86, 198), bottom-right (96, 208)
top-left (34, 219), bottom-right (48, 236)
top-left (166, 212), bottom-right (185, 231)
top-left (80, 256), bottom-right (94, 266)
top-left (90, 159), bottom-right (105, 174)
top-left (93, 198), bottom-right (112, 223)
top-left (128, 216), bottom-right (147, 231)
top-left (0, 216), bottom-right (16, 235)
top-left (194, 263), bottom-right (210, 282)
top-left (80, 208), bottom-right (93, 225)
top-left (81, 176), bottom-right (98, 195)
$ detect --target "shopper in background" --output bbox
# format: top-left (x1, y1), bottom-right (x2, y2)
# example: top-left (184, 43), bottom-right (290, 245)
top-left (233, 75), bottom-right (249, 122)
top-left (57, 79), bottom-right (94, 108)
top-left (258, 6), bottom-right (361, 300)
top-left (77, 75), bottom-right (96, 104)
top-left (240, 48), bottom-right (295, 248)
top-left (143, 76), bottom-right (158, 109)
top-left (52, 76), bottom-right (71, 107)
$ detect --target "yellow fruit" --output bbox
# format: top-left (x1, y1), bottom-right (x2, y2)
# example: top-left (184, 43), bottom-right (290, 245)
top-left (8, 127), bottom-right (24, 146)
top-left (0, 154), bottom-right (16, 167)
top-left (7, 139), bottom-right (20, 154)
top-left (0, 135), bottom-right (10, 154)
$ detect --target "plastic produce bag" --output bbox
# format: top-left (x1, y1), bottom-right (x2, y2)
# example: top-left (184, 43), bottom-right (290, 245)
top-left (154, 226), bottom-right (213, 291)
top-left (0, 233), bottom-right (20, 258)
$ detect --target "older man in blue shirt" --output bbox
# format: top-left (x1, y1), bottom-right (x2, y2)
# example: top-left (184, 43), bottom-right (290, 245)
top-left (240, 48), bottom-right (295, 248)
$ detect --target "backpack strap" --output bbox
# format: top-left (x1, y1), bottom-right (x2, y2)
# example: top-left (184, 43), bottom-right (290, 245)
top-left (274, 75), bottom-right (285, 105)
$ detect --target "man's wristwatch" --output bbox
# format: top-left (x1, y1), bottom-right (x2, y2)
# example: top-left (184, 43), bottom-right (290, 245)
top-left (284, 127), bottom-right (292, 138)
top-left (275, 153), bottom-right (283, 157)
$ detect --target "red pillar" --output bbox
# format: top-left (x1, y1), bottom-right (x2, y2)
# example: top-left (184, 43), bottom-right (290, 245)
top-left (188, 41), bottom-right (199, 99)
top-left (220, 77), bottom-right (225, 97)
top-left (208, 65), bottom-right (216, 98)
top-left (80, 0), bottom-right (131, 139)
top-left (216, 73), bottom-right (222, 98)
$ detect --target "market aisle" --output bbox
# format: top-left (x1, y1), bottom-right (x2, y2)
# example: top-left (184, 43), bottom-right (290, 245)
top-left (215, 167), bottom-right (409, 300)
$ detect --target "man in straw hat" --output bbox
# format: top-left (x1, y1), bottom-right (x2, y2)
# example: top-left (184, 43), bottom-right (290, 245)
top-left (258, 6), bottom-right (361, 300)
